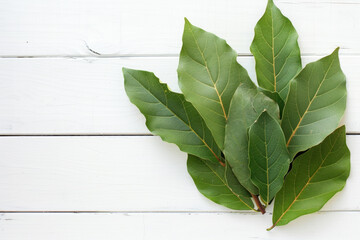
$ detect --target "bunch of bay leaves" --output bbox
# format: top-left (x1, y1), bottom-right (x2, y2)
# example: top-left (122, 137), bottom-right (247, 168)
top-left (123, 0), bottom-right (350, 230)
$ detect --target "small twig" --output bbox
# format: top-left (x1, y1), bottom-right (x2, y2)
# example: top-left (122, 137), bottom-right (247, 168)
top-left (251, 194), bottom-right (266, 214)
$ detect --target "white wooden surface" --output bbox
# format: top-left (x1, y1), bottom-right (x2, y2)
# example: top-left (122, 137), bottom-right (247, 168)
top-left (0, 56), bottom-right (359, 134)
top-left (0, 136), bottom-right (359, 211)
top-left (0, 0), bottom-right (359, 239)
top-left (0, 0), bottom-right (359, 56)
top-left (0, 212), bottom-right (359, 240)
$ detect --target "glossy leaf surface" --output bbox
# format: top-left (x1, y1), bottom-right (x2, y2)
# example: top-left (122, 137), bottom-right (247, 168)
top-left (250, 0), bottom-right (301, 101)
top-left (270, 126), bottom-right (350, 230)
top-left (224, 84), bottom-right (280, 194)
top-left (248, 111), bottom-right (290, 205)
top-left (187, 155), bottom-right (254, 210)
top-left (281, 48), bottom-right (347, 159)
top-left (123, 68), bottom-right (222, 164)
top-left (178, 18), bottom-right (253, 149)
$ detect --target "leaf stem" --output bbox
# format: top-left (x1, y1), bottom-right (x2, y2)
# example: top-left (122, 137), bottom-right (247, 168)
top-left (251, 194), bottom-right (266, 214)
top-left (267, 224), bottom-right (276, 231)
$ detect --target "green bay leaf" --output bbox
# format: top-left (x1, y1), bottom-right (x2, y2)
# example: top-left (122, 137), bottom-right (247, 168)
top-left (281, 48), bottom-right (347, 159)
top-left (178, 18), bottom-right (253, 149)
top-left (248, 111), bottom-right (290, 205)
top-left (224, 84), bottom-right (279, 194)
top-left (250, 0), bottom-right (301, 102)
top-left (259, 88), bottom-right (285, 118)
top-left (187, 154), bottom-right (254, 211)
top-left (270, 126), bottom-right (350, 230)
top-left (123, 68), bottom-right (222, 164)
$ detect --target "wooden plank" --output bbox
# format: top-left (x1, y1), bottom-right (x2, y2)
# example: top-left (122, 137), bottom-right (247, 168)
top-left (0, 135), bottom-right (358, 211)
top-left (0, 212), bottom-right (359, 239)
top-left (0, 0), bottom-right (359, 56)
top-left (0, 55), bottom-right (359, 134)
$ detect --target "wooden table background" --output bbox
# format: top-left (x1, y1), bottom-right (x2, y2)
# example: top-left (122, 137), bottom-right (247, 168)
top-left (0, 0), bottom-right (359, 239)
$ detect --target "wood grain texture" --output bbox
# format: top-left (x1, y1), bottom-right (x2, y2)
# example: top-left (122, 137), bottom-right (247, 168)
top-left (0, 55), bottom-right (358, 134)
top-left (0, 0), bottom-right (359, 56)
top-left (0, 135), bottom-right (357, 211)
top-left (0, 212), bottom-right (359, 240)
top-left (0, 0), bottom-right (359, 237)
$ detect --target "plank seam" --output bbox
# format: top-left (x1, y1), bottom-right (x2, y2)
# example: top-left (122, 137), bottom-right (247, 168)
top-left (0, 53), bottom-right (359, 59)
top-left (0, 210), bottom-right (359, 214)
top-left (0, 133), bottom-right (358, 137)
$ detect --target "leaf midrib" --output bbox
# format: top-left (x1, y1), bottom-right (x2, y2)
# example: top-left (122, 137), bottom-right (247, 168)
top-left (285, 56), bottom-right (336, 147)
top-left (203, 160), bottom-right (255, 211)
top-left (271, 9), bottom-right (277, 92)
top-left (265, 117), bottom-right (270, 204)
top-left (272, 130), bottom-right (341, 228)
top-left (187, 25), bottom-right (228, 120)
top-left (127, 72), bottom-right (221, 163)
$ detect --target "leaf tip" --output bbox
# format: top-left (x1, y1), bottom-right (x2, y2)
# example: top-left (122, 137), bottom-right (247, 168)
top-left (259, 109), bottom-right (270, 118)
top-left (184, 17), bottom-right (191, 26)
top-left (338, 124), bottom-right (346, 132)
top-left (331, 47), bottom-right (340, 57)
top-left (266, 0), bottom-right (275, 8)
